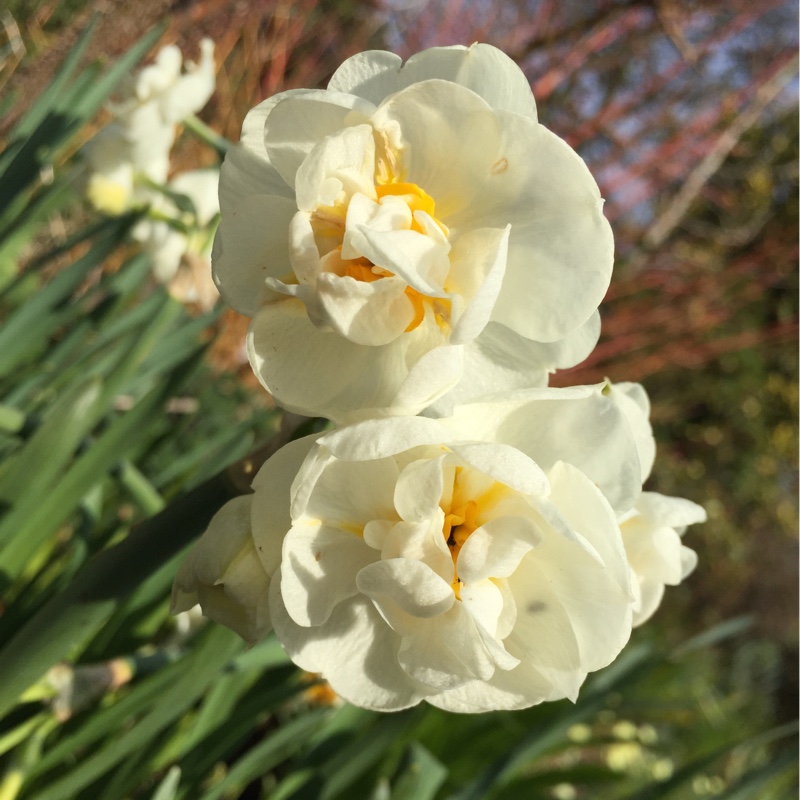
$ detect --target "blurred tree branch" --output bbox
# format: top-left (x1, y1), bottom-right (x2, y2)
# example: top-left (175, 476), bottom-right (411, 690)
top-left (642, 52), bottom-right (798, 251)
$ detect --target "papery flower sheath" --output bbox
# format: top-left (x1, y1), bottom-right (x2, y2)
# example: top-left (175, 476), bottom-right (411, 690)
top-left (213, 43), bottom-right (613, 423)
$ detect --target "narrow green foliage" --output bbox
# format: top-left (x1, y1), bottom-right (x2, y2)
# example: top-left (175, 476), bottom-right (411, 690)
top-left (150, 767), bottom-right (182, 800)
top-left (29, 626), bottom-right (243, 800)
top-left (390, 743), bottom-right (448, 800)
top-left (0, 23), bottom-right (162, 227)
top-left (197, 710), bottom-right (331, 800)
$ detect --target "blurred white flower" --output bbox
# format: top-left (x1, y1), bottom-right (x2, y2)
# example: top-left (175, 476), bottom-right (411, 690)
top-left (133, 167), bottom-right (220, 288)
top-left (85, 39), bottom-right (215, 214)
top-left (213, 43), bottom-right (613, 423)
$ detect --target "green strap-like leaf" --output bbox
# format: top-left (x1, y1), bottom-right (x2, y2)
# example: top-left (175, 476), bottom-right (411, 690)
top-left (391, 743), bottom-right (448, 800)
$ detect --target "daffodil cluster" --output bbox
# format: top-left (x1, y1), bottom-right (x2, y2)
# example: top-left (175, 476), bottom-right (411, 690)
top-left (85, 40), bottom-right (220, 299)
top-left (172, 44), bottom-right (705, 712)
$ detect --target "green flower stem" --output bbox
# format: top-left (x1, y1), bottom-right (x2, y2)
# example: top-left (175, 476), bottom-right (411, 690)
top-left (182, 114), bottom-right (231, 157)
top-left (0, 413), bottom-right (305, 719)
top-left (0, 713), bottom-right (50, 759)
top-left (0, 715), bottom-right (56, 800)
top-left (115, 459), bottom-right (165, 517)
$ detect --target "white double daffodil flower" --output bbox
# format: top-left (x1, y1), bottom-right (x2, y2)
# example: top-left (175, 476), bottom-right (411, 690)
top-left (172, 42), bottom-right (705, 714)
top-left (213, 43), bottom-right (613, 423)
top-left (172, 383), bottom-right (704, 712)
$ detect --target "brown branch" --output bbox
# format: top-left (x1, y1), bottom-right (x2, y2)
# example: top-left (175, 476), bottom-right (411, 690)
top-left (642, 53), bottom-right (799, 250)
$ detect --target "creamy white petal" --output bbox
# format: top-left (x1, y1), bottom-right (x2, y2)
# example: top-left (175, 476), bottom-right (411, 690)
top-left (246, 299), bottom-right (459, 423)
top-left (341, 193), bottom-right (412, 258)
top-left (171, 496), bottom-right (270, 645)
top-left (394, 455), bottom-right (447, 522)
top-left (327, 50), bottom-right (405, 105)
top-left (636, 492), bottom-right (708, 530)
top-left (457, 516), bottom-right (541, 584)
top-left (494, 577), bottom-right (518, 640)
top-left (395, 44), bottom-right (538, 120)
top-left (363, 518), bottom-right (394, 550)
top-left (624, 520), bottom-right (684, 586)
top-left (281, 523), bottom-right (376, 626)
top-left (270, 577), bottom-right (427, 710)
top-left (221, 92), bottom-right (297, 201)
top-left (250, 433), bottom-right (322, 576)
top-left (391, 341), bottom-right (464, 414)
top-left (380, 517), bottom-right (453, 584)
top-left (479, 122), bottom-right (612, 342)
top-left (267, 97), bottom-right (375, 195)
top-left (448, 226), bottom-right (510, 345)
top-left (211, 195), bottom-right (296, 317)
top-left (633, 580), bottom-right (666, 628)
top-left (622, 491), bottom-right (704, 628)
top-left (680, 545), bottom-right (699, 578)
top-left (319, 415), bottom-right (452, 461)
top-left (285, 210), bottom-right (324, 287)
top-left (548, 461), bottom-right (633, 598)
top-left (423, 324), bottom-right (550, 417)
top-left (136, 45), bottom-right (182, 100)
top-left (429, 656), bottom-right (558, 712)
top-left (160, 38), bottom-right (216, 123)
top-left (347, 226), bottom-right (450, 298)
top-left (143, 221), bottom-right (187, 283)
top-left (397, 603), bottom-right (498, 689)
top-left (459, 578), bottom-right (505, 638)
top-left (426, 313), bottom-right (600, 417)
top-left (449, 442), bottom-right (549, 498)
top-left (357, 558), bottom-right (454, 618)
top-left (503, 563), bottom-right (585, 701)
top-left (471, 616), bottom-right (520, 672)
top-left (299, 452), bottom-right (398, 527)
top-left (315, 273), bottom-right (414, 345)
top-left (169, 168), bottom-right (220, 225)
top-left (447, 387), bottom-right (641, 515)
top-left (523, 477), bottom-right (633, 674)
top-left (371, 80), bottom-right (506, 220)
top-left (178, 496), bottom-right (253, 588)
top-left (607, 382), bottom-right (655, 482)
top-left (329, 44), bottom-right (537, 120)
top-left (293, 123), bottom-right (377, 213)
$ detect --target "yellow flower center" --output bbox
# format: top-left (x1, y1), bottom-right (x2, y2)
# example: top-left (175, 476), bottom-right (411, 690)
top-left (374, 182), bottom-right (446, 236)
top-left (443, 501), bottom-right (478, 599)
top-left (309, 175), bottom-right (451, 332)
top-left (440, 467), bottom-right (511, 599)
